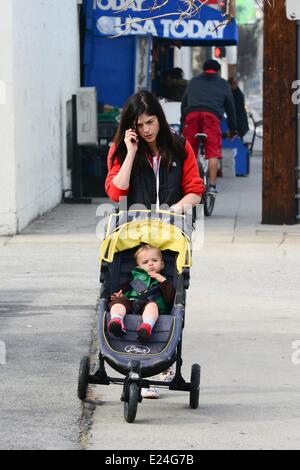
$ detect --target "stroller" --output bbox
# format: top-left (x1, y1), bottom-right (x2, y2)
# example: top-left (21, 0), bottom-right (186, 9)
top-left (77, 210), bottom-right (201, 423)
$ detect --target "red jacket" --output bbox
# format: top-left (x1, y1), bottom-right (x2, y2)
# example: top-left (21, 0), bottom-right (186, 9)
top-left (105, 140), bottom-right (204, 202)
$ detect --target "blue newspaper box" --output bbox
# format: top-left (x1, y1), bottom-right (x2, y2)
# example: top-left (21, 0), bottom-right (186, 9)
top-left (221, 119), bottom-right (250, 176)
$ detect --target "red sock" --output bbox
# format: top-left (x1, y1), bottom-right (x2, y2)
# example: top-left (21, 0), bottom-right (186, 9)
top-left (137, 323), bottom-right (152, 341)
top-left (108, 317), bottom-right (126, 337)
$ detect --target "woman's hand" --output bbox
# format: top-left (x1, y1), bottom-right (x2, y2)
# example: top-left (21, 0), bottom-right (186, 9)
top-left (112, 130), bottom-right (138, 190)
top-left (170, 203), bottom-right (183, 214)
top-left (124, 128), bottom-right (139, 155)
top-left (170, 194), bottom-right (201, 214)
top-left (111, 290), bottom-right (123, 300)
top-left (149, 272), bottom-right (166, 283)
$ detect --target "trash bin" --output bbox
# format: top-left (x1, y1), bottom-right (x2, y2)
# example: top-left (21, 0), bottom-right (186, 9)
top-left (81, 148), bottom-right (107, 197)
top-left (98, 119), bottom-right (119, 155)
top-left (81, 117), bottom-right (119, 197)
top-left (221, 119), bottom-right (250, 176)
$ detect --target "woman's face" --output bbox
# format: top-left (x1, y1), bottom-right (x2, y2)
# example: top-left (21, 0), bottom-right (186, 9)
top-left (136, 113), bottom-right (160, 145)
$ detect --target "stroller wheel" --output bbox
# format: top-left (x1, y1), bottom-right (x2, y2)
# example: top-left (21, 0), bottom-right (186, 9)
top-left (124, 382), bottom-right (139, 423)
top-left (77, 355), bottom-right (90, 401)
top-left (189, 363), bottom-right (201, 409)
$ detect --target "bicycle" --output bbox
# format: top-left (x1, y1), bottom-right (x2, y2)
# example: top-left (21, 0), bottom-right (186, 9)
top-left (248, 112), bottom-right (263, 156)
top-left (195, 131), bottom-right (237, 216)
top-left (195, 133), bottom-right (216, 217)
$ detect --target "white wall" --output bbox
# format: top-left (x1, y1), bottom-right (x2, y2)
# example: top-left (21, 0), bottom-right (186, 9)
top-left (174, 47), bottom-right (193, 80)
top-left (0, 0), bottom-right (80, 235)
top-left (0, 0), bottom-right (17, 234)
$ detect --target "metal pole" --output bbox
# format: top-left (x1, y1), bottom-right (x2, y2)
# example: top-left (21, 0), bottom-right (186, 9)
top-left (228, 0), bottom-right (237, 78)
top-left (229, 0), bottom-right (236, 18)
top-left (71, 94), bottom-right (82, 199)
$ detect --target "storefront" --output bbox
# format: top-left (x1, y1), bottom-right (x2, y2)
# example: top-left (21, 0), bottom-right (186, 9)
top-left (78, 1), bottom-right (239, 198)
top-left (82, 0), bottom-right (238, 107)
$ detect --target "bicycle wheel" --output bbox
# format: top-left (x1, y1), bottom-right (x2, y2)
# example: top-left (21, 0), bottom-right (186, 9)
top-left (204, 193), bottom-right (215, 216)
top-left (197, 159), bottom-right (205, 181)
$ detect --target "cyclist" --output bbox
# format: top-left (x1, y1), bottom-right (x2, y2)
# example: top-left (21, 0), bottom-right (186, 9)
top-left (181, 60), bottom-right (237, 195)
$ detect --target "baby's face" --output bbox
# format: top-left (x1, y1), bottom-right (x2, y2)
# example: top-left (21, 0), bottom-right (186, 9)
top-left (136, 248), bottom-right (163, 274)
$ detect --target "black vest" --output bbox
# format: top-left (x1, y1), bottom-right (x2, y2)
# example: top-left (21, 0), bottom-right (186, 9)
top-left (126, 155), bottom-right (184, 210)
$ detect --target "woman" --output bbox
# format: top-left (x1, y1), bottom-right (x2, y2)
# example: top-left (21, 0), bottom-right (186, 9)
top-left (105, 91), bottom-right (204, 399)
top-left (105, 90), bottom-right (204, 213)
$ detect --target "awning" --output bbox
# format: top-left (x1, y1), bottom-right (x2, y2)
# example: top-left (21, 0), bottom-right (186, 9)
top-left (89, 1), bottom-right (238, 46)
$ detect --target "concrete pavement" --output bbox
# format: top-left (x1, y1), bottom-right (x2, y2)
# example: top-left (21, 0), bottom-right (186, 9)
top-left (0, 204), bottom-right (101, 450)
top-left (87, 156), bottom-right (300, 450)
top-left (1, 154), bottom-right (300, 450)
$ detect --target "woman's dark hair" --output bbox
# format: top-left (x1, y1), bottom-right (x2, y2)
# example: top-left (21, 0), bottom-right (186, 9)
top-left (111, 90), bottom-right (186, 172)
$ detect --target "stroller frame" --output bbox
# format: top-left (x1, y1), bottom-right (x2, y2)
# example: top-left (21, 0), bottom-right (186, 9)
top-left (90, 330), bottom-right (191, 391)
top-left (79, 333), bottom-right (200, 423)
top-left (78, 211), bottom-right (201, 423)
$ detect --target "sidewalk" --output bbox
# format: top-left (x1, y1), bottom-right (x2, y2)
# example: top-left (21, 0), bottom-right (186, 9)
top-left (202, 154), bottom-right (300, 245)
top-left (88, 155), bottom-right (300, 450)
top-left (0, 204), bottom-right (101, 449)
top-left (1, 154), bottom-right (300, 450)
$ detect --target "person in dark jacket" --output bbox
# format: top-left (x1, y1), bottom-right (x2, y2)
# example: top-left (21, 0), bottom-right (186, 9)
top-left (181, 60), bottom-right (237, 195)
top-left (105, 90), bottom-right (204, 213)
top-left (228, 77), bottom-right (249, 139)
top-left (159, 68), bottom-right (187, 102)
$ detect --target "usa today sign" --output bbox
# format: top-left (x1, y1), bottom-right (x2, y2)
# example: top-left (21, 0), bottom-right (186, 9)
top-left (93, 1), bottom-right (238, 43)
top-left (97, 15), bottom-right (228, 39)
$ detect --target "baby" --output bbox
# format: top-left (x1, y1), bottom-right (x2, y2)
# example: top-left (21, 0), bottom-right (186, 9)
top-left (108, 244), bottom-right (175, 341)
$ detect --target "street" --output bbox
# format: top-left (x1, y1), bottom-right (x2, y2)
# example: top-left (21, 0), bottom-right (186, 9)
top-left (1, 155), bottom-right (300, 450)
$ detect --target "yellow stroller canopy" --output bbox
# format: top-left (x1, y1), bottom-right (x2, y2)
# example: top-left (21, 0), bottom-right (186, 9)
top-left (99, 213), bottom-right (192, 274)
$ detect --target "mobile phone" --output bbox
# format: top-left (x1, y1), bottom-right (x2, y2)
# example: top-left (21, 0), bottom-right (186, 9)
top-left (130, 129), bottom-right (138, 144)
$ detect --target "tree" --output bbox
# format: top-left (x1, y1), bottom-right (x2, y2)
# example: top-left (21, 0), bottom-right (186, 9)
top-left (112, 1), bottom-right (272, 36)
top-left (116, 1), bottom-right (272, 19)
top-left (112, 0), bottom-right (232, 35)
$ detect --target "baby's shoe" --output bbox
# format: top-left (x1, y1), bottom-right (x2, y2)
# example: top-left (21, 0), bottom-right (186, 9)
top-left (108, 317), bottom-right (126, 337)
top-left (141, 387), bottom-right (159, 399)
top-left (137, 323), bottom-right (152, 342)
